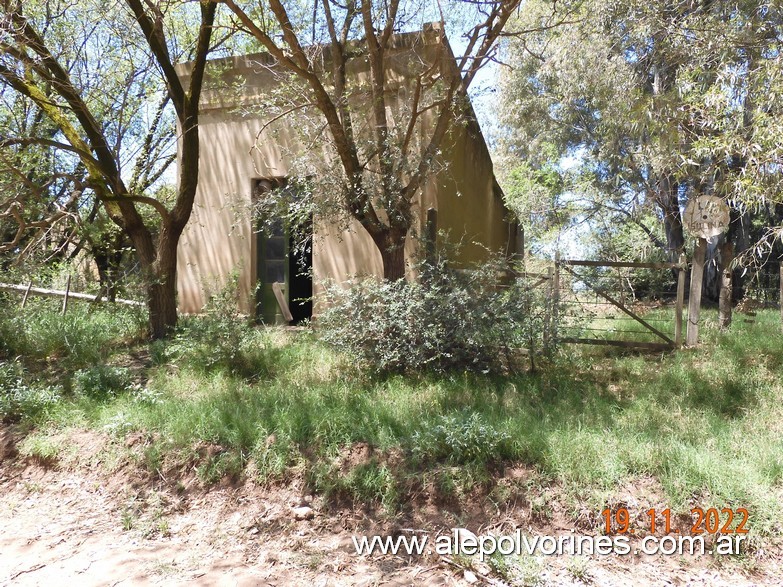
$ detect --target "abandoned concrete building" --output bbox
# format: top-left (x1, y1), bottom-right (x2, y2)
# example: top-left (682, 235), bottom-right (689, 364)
top-left (175, 24), bottom-right (518, 322)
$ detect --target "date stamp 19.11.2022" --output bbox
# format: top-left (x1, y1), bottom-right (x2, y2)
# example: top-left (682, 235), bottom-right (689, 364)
top-left (601, 507), bottom-right (749, 536)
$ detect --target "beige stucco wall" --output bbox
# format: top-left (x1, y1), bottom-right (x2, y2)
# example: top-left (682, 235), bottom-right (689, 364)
top-left (176, 115), bottom-right (266, 315)
top-left (432, 118), bottom-right (512, 265)
top-left (176, 30), bottom-right (515, 315)
top-left (176, 109), bottom-right (391, 314)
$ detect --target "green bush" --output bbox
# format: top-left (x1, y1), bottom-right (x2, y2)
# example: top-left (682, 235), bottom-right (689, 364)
top-left (316, 259), bottom-right (555, 374)
top-left (161, 314), bottom-right (247, 372)
top-left (160, 316), bottom-right (275, 378)
top-left (410, 413), bottom-right (511, 466)
top-left (156, 282), bottom-right (273, 378)
top-left (73, 365), bottom-right (133, 400)
top-left (0, 360), bottom-right (61, 422)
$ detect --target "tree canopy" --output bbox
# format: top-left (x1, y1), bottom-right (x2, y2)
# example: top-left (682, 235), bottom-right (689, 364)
top-left (0, 0), bottom-right (217, 337)
top-left (222, 0), bottom-right (522, 279)
top-left (498, 0), bottom-right (783, 294)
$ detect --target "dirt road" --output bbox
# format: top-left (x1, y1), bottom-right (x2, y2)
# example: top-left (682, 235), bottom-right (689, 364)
top-left (1, 456), bottom-right (779, 586)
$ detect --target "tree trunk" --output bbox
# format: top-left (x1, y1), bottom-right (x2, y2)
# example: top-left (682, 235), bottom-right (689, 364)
top-left (371, 227), bottom-right (408, 281)
top-left (730, 207), bottom-right (752, 303)
top-left (146, 249), bottom-right (178, 340)
top-left (147, 275), bottom-right (177, 340)
top-left (703, 237), bottom-right (722, 302)
top-left (658, 175), bottom-right (685, 262)
top-left (126, 220), bottom-right (178, 340)
top-left (94, 245), bottom-right (124, 302)
top-left (381, 244), bottom-right (406, 281)
top-left (719, 240), bottom-right (734, 330)
top-left (105, 258), bottom-right (121, 302)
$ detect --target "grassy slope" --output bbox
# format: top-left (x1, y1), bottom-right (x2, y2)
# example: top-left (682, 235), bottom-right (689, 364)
top-left (2, 299), bottom-right (782, 537)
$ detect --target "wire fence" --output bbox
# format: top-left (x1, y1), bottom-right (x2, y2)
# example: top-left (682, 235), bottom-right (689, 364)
top-left (521, 257), bottom-right (783, 349)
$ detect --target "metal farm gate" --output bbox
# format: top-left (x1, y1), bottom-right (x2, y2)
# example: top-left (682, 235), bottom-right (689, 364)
top-left (543, 255), bottom-right (688, 351)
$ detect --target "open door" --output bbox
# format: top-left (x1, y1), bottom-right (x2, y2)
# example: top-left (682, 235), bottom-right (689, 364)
top-left (254, 178), bottom-right (312, 324)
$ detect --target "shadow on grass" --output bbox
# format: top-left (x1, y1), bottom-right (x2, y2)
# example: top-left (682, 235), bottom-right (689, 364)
top-left (3, 310), bottom-right (783, 534)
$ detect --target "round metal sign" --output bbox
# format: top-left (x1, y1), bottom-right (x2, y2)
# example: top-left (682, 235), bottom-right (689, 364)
top-left (683, 195), bottom-right (730, 239)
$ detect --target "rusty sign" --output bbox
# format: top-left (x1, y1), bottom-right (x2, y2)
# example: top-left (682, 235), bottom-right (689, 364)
top-left (683, 195), bottom-right (730, 239)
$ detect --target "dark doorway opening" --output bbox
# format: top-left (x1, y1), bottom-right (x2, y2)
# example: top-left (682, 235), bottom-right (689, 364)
top-left (253, 178), bottom-right (313, 324)
top-left (288, 223), bottom-right (312, 324)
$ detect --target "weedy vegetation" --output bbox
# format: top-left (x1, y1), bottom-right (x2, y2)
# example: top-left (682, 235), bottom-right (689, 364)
top-left (318, 259), bottom-right (556, 375)
top-left (0, 290), bottom-right (782, 541)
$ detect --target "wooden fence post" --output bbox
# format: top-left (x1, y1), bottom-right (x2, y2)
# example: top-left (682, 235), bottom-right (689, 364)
top-left (675, 253), bottom-right (686, 347)
top-left (686, 238), bottom-right (707, 346)
top-left (552, 252), bottom-right (560, 344)
top-left (61, 275), bottom-right (71, 316)
top-left (21, 281), bottom-right (33, 308)
top-left (544, 265), bottom-right (554, 348)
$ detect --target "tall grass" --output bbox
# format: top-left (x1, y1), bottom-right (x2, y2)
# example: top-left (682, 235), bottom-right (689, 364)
top-left (0, 298), bottom-right (145, 423)
top-left (4, 300), bottom-right (783, 535)
top-left (0, 297), bottom-right (145, 368)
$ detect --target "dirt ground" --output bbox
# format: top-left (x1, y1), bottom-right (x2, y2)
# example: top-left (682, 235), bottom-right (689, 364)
top-left (1, 429), bottom-right (781, 586)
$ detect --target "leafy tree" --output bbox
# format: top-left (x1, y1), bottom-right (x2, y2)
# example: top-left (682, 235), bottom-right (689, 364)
top-left (221, 0), bottom-right (522, 280)
top-left (0, 0), bottom-right (217, 337)
top-left (499, 0), bottom-right (783, 297)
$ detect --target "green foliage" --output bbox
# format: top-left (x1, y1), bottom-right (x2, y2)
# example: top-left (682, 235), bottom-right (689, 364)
top-left (499, 0), bottom-right (783, 264)
top-left (504, 160), bottom-right (568, 239)
top-left (342, 462), bottom-right (398, 510)
top-left (252, 177), bottom-right (316, 257)
top-left (0, 299), bottom-right (144, 369)
top-left (18, 432), bottom-right (65, 464)
top-left (158, 318), bottom-right (274, 379)
top-left (410, 412), bottom-right (511, 466)
top-left (252, 432), bottom-right (299, 481)
top-left (488, 552), bottom-right (544, 586)
top-left (154, 281), bottom-right (274, 379)
top-left (0, 0), bottom-right (176, 266)
top-left (500, 270), bottom-right (559, 370)
top-left (317, 259), bottom-right (556, 375)
top-left (160, 314), bottom-right (245, 374)
top-left (0, 360), bottom-right (25, 392)
top-left (196, 451), bottom-right (245, 485)
top-left (574, 207), bottom-right (676, 298)
top-left (4, 295), bottom-right (783, 533)
top-left (308, 460), bottom-right (400, 512)
top-left (0, 360), bottom-right (61, 422)
top-left (72, 365), bottom-right (133, 400)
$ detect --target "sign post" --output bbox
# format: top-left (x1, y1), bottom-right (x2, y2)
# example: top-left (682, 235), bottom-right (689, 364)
top-left (683, 195), bottom-right (730, 346)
